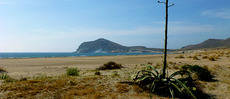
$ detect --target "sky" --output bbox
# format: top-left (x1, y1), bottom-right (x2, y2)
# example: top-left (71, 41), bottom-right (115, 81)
top-left (0, 0), bottom-right (230, 52)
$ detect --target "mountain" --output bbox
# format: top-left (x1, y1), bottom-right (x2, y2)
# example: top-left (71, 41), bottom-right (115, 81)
top-left (181, 37), bottom-right (230, 50)
top-left (76, 38), bottom-right (129, 53)
top-left (75, 38), bottom-right (169, 53)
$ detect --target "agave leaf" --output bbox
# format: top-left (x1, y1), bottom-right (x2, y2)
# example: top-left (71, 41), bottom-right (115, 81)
top-left (150, 79), bottom-right (156, 93)
top-left (134, 70), bottom-right (154, 80)
top-left (173, 78), bottom-right (197, 99)
top-left (146, 65), bottom-right (159, 76)
top-left (169, 82), bottom-right (182, 93)
top-left (140, 70), bottom-right (158, 77)
top-left (134, 70), bottom-right (142, 80)
top-left (169, 87), bottom-right (175, 99)
top-left (169, 70), bottom-right (191, 79)
top-left (137, 76), bottom-right (153, 81)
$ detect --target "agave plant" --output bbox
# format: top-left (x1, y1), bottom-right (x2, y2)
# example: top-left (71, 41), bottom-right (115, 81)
top-left (133, 0), bottom-right (201, 98)
top-left (134, 65), bottom-right (197, 99)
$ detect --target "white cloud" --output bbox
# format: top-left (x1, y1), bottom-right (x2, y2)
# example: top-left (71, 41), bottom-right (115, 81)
top-left (202, 8), bottom-right (230, 19)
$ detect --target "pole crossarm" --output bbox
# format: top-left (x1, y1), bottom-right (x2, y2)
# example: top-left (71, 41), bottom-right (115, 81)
top-left (168, 3), bottom-right (175, 7)
top-left (157, 1), bottom-right (166, 4)
top-left (158, 0), bottom-right (175, 7)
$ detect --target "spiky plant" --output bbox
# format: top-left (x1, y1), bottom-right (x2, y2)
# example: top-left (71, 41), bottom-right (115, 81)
top-left (134, 65), bottom-right (197, 99)
top-left (133, 0), bottom-right (201, 98)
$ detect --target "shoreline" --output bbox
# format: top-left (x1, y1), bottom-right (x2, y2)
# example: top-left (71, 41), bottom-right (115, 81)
top-left (0, 52), bottom-right (164, 59)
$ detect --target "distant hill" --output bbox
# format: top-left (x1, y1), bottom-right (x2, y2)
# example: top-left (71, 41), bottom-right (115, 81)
top-left (181, 37), bottom-right (230, 50)
top-left (75, 38), bottom-right (172, 53)
top-left (76, 38), bottom-right (129, 53)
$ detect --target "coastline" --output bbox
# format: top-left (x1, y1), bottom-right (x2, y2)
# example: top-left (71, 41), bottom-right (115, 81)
top-left (0, 52), bottom-right (163, 59)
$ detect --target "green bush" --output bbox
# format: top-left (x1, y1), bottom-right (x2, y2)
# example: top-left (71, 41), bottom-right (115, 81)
top-left (181, 65), bottom-right (215, 81)
top-left (0, 73), bottom-right (17, 83)
top-left (0, 73), bottom-right (9, 79)
top-left (66, 67), bottom-right (79, 76)
top-left (97, 61), bottom-right (123, 70)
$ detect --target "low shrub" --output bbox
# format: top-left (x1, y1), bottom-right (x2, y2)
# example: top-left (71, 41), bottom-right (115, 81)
top-left (0, 67), bottom-right (7, 73)
top-left (95, 71), bottom-right (101, 75)
top-left (192, 56), bottom-right (199, 60)
top-left (66, 67), bottom-right (79, 76)
top-left (147, 62), bottom-right (153, 65)
top-left (208, 57), bottom-right (216, 61)
top-left (175, 55), bottom-right (185, 58)
top-left (97, 61), bottom-right (123, 70)
top-left (181, 65), bottom-right (215, 81)
top-left (208, 56), bottom-right (218, 61)
top-left (202, 56), bottom-right (208, 59)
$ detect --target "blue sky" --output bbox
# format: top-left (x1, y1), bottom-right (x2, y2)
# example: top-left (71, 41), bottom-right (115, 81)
top-left (0, 0), bottom-right (230, 52)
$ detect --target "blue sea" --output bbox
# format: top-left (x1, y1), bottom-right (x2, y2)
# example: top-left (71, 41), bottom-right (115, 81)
top-left (0, 52), bottom-right (162, 59)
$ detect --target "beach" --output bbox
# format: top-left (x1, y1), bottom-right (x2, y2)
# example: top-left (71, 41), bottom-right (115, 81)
top-left (0, 49), bottom-right (230, 98)
top-left (0, 55), bottom-right (163, 78)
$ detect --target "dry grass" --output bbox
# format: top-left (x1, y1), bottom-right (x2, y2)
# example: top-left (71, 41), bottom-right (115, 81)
top-left (115, 83), bottom-right (130, 93)
top-left (155, 62), bottom-right (162, 69)
top-left (0, 73), bottom-right (147, 99)
top-left (168, 61), bottom-right (179, 69)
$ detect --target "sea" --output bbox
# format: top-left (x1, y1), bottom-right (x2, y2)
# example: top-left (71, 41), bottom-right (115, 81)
top-left (0, 52), bottom-right (162, 59)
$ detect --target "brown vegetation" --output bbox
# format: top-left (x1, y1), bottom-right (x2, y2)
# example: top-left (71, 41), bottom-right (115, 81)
top-left (175, 55), bottom-right (185, 58)
top-left (97, 61), bottom-right (124, 70)
top-left (192, 56), bottom-right (200, 60)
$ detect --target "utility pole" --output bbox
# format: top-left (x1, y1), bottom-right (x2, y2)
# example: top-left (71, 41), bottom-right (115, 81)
top-left (158, 0), bottom-right (174, 78)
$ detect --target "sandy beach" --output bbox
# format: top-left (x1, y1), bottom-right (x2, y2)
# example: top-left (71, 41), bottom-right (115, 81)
top-left (0, 55), bottom-right (163, 78)
top-left (0, 49), bottom-right (230, 98)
